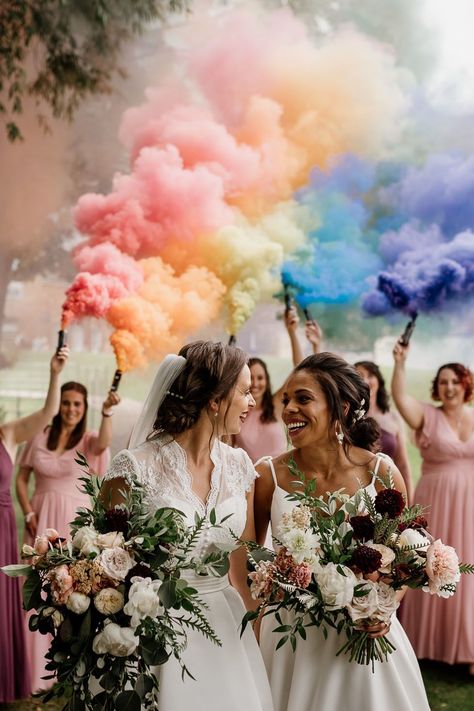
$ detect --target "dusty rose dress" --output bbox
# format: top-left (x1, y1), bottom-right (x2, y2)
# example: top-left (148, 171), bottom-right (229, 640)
top-left (234, 408), bottom-right (287, 463)
top-left (20, 429), bottom-right (110, 691)
top-left (400, 403), bottom-right (474, 663)
top-left (0, 439), bottom-right (31, 703)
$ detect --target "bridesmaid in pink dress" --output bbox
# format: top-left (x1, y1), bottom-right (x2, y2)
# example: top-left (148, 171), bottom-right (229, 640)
top-left (0, 347), bottom-right (68, 704)
top-left (234, 305), bottom-right (303, 462)
top-left (392, 341), bottom-right (474, 670)
top-left (16, 380), bottom-right (120, 692)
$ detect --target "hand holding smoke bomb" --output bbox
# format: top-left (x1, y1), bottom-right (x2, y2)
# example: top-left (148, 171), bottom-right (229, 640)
top-left (101, 385), bottom-right (121, 418)
top-left (57, 329), bottom-right (67, 354)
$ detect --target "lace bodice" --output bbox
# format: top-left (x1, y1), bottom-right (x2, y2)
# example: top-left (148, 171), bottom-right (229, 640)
top-left (105, 436), bottom-right (256, 559)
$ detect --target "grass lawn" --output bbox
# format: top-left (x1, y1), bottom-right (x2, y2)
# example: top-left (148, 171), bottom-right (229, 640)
top-left (2, 351), bottom-right (473, 710)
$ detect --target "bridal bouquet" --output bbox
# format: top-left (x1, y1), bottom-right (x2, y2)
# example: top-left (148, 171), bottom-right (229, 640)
top-left (3, 455), bottom-right (232, 710)
top-left (243, 460), bottom-right (474, 670)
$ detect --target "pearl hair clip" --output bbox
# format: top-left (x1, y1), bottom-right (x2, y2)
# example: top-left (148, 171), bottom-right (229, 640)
top-left (353, 398), bottom-right (366, 422)
top-left (165, 390), bottom-right (184, 400)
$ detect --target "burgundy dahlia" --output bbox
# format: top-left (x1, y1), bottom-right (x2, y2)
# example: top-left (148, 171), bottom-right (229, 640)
top-left (374, 488), bottom-right (405, 519)
top-left (349, 515), bottom-right (375, 541)
top-left (351, 545), bottom-right (382, 574)
top-left (104, 506), bottom-right (130, 534)
top-left (126, 562), bottom-right (155, 582)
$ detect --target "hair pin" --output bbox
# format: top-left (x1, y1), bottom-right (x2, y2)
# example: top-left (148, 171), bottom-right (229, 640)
top-left (353, 398), bottom-right (366, 422)
top-left (165, 390), bottom-right (184, 400)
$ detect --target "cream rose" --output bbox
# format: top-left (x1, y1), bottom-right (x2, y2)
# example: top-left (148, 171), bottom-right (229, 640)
top-left (123, 577), bottom-right (163, 629)
top-left (92, 622), bottom-right (138, 657)
top-left (66, 592), bottom-right (91, 615)
top-left (366, 543), bottom-right (396, 574)
top-left (94, 588), bottom-right (125, 615)
top-left (96, 532), bottom-right (125, 550)
top-left (315, 563), bottom-right (357, 611)
top-left (72, 526), bottom-right (100, 556)
top-left (397, 528), bottom-right (430, 551)
top-left (34, 535), bottom-right (50, 555)
top-left (372, 582), bottom-right (399, 622)
top-left (98, 547), bottom-right (134, 581)
top-left (347, 581), bottom-right (379, 622)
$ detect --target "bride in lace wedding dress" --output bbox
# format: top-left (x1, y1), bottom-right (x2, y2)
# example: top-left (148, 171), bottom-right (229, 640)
top-left (102, 341), bottom-right (273, 711)
top-left (254, 353), bottom-right (430, 711)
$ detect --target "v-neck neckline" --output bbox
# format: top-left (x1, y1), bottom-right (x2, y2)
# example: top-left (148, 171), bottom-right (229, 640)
top-left (170, 437), bottom-right (221, 513)
top-left (439, 407), bottom-right (473, 444)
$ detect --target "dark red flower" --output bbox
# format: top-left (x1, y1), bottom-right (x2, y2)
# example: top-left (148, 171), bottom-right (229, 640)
top-left (349, 515), bottom-right (375, 541)
top-left (374, 489), bottom-right (405, 519)
top-left (350, 545), bottom-right (382, 574)
top-left (398, 515), bottom-right (428, 533)
top-left (104, 506), bottom-right (130, 534)
top-left (126, 562), bottom-right (155, 582)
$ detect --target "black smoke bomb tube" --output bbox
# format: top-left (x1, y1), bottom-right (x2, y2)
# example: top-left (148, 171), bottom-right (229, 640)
top-left (284, 284), bottom-right (292, 314)
top-left (57, 329), bottom-right (67, 353)
top-left (399, 313), bottom-right (418, 346)
top-left (110, 369), bottom-right (123, 392)
top-left (303, 308), bottom-right (311, 321)
top-left (228, 334), bottom-right (237, 346)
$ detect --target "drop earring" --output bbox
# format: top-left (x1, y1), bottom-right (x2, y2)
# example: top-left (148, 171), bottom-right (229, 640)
top-left (335, 423), bottom-right (344, 445)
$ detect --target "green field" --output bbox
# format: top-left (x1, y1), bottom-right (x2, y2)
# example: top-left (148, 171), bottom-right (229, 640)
top-left (1, 351), bottom-right (473, 710)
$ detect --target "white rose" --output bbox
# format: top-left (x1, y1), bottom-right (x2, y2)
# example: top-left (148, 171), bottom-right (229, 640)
top-left (347, 581), bottom-right (379, 622)
top-left (366, 543), bottom-right (396, 574)
top-left (397, 528), bottom-right (430, 551)
top-left (92, 622), bottom-right (138, 657)
top-left (94, 588), bottom-right (125, 615)
top-left (315, 563), bottom-right (357, 611)
top-left (66, 592), bottom-right (91, 615)
top-left (123, 577), bottom-right (163, 629)
top-left (373, 582), bottom-right (399, 623)
top-left (280, 528), bottom-right (322, 564)
top-left (52, 610), bottom-right (65, 628)
top-left (72, 526), bottom-right (100, 555)
top-left (98, 547), bottom-right (134, 581)
top-left (96, 532), bottom-right (125, 550)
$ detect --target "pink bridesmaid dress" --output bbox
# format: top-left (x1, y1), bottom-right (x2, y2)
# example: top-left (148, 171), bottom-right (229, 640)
top-left (400, 403), bottom-right (474, 664)
top-left (19, 429), bottom-right (110, 692)
top-left (234, 408), bottom-right (287, 463)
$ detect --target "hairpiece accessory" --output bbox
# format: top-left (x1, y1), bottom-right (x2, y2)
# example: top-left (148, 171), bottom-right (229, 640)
top-left (128, 354), bottom-right (187, 448)
top-left (165, 390), bottom-right (184, 400)
top-left (353, 398), bottom-right (366, 423)
top-left (335, 422), bottom-right (344, 445)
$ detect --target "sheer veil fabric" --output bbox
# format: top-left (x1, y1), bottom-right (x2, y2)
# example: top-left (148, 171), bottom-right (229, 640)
top-left (128, 354), bottom-right (186, 448)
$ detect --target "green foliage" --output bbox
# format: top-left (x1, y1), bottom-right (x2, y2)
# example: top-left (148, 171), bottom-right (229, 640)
top-left (0, 0), bottom-right (190, 141)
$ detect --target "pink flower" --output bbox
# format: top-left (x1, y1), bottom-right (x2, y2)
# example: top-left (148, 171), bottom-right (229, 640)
top-left (48, 564), bottom-right (74, 604)
top-left (34, 535), bottom-right (50, 555)
top-left (287, 562), bottom-right (312, 589)
top-left (44, 528), bottom-right (60, 542)
top-left (248, 561), bottom-right (277, 600)
top-left (425, 539), bottom-right (460, 598)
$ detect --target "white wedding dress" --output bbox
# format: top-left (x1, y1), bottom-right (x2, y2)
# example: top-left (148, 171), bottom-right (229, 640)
top-left (106, 435), bottom-right (274, 711)
top-left (258, 456), bottom-right (430, 711)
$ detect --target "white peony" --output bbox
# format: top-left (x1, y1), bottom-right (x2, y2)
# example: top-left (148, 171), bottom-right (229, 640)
top-left (92, 621), bottom-right (138, 657)
top-left (315, 563), bottom-right (357, 611)
top-left (66, 592), bottom-right (91, 615)
top-left (347, 581), bottom-right (379, 622)
top-left (123, 577), bottom-right (163, 629)
top-left (397, 528), bottom-right (430, 551)
top-left (366, 543), bottom-right (396, 574)
top-left (94, 588), bottom-right (125, 615)
top-left (72, 526), bottom-right (100, 555)
top-left (98, 547), bottom-right (134, 581)
top-left (280, 528), bottom-right (322, 564)
top-left (96, 532), bottom-right (125, 550)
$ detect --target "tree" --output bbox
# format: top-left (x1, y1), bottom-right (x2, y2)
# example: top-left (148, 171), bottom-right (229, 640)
top-left (0, 0), bottom-right (188, 141)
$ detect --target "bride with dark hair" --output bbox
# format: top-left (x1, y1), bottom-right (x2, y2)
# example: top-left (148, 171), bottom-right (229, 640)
top-left (102, 341), bottom-right (273, 711)
top-left (254, 352), bottom-right (429, 711)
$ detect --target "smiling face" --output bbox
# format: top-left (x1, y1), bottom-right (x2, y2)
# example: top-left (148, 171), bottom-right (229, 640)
top-left (59, 389), bottom-right (86, 429)
top-left (219, 364), bottom-right (256, 435)
top-left (250, 361), bottom-right (268, 404)
top-left (436, 367), bottom-right (466, 408)
top-left (282, 370), bottom-right (333, 447)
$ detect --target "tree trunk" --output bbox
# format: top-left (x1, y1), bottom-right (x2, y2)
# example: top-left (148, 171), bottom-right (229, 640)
top-left (0, 252), bottom-right (14, 352)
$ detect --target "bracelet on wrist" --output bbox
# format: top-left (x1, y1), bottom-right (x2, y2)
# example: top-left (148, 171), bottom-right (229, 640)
top-left (101, 410), bottom-right (113, 418)
top-left (25, 511), bottom-right (35, 523)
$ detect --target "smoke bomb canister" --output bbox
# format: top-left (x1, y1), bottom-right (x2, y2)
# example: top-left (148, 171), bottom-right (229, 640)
top-left (228, 334), bottom-right (237, 346)
top-left (399, 314), bottom-right (418, 346)
top-left (110, 369), bottom-right (123, 392)
top-left (303, 308), bottom-right (311, 321)
top-left (57, 329), bottom-right (67, 353)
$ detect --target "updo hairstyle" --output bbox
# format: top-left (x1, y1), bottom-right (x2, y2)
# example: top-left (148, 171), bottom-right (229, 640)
top-left (294, 352), bottom-right (380, 453)
top-left (431, 362), bottom-right (473, 402)
top-left (152, 341), bottom-right (248, 436)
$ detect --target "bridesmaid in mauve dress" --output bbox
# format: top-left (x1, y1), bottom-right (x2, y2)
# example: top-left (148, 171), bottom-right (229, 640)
top-left (0, 347), bottom-right (68, 703)
top-left (392, 343), bottom-right (474, 670)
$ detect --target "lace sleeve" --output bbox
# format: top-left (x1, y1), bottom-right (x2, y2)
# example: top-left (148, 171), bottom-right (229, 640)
top-left (237, 448), bottom-right (258, 494)
top-left (104, 449), bottom-right (139, 483)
